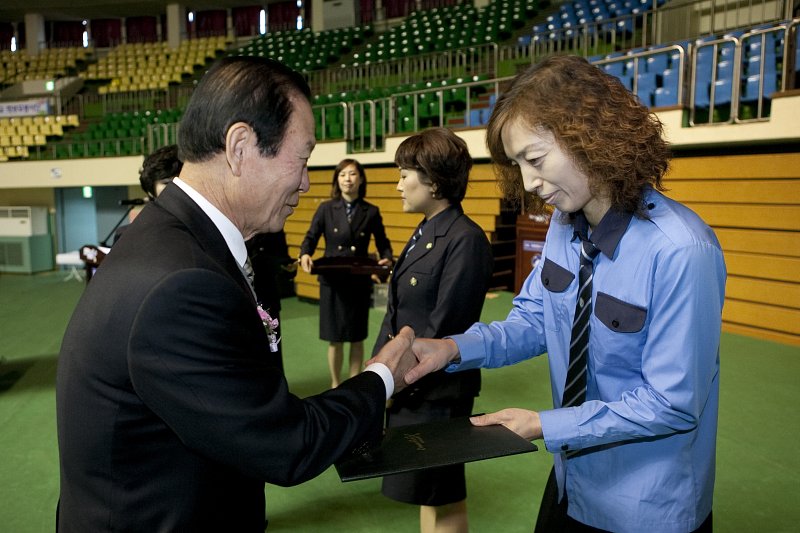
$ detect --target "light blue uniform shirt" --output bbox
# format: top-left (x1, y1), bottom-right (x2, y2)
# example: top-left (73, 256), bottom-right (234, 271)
top-left (449, 189), bottom-right (726, 532)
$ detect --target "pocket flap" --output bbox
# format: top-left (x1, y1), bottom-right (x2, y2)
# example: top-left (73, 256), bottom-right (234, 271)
top-left (595, 292), bottom-right (647, 333)
top-left (540, 258), bottom-right (574, 293)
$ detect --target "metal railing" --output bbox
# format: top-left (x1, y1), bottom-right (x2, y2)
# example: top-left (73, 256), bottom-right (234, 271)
top-left (305, 43), bottom-right (498, 95)
top-left (592, 43), bottom-right (687, 107)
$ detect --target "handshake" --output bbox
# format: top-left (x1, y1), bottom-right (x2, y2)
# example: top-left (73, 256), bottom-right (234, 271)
top-left (366, 326), bottom-right (460, 393)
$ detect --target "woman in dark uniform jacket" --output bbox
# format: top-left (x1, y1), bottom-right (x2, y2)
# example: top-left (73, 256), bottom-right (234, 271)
top-left (372, 129), bottom-right (493, 533)
top-left (300, 159), bottom-right (393, 388)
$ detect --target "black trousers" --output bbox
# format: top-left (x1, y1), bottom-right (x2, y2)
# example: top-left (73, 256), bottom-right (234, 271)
top-left (534, 467), bottom-right (713, 533)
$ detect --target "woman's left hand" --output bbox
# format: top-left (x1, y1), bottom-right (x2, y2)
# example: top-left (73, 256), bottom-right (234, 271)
top-left (470, 408), bottom-right (543, 441)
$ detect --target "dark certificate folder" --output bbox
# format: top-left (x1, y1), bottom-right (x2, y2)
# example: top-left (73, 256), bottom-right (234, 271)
top-left (335, 416), bottom-right (537, 482)
top-left (310, 256), bottom-right (390, 278)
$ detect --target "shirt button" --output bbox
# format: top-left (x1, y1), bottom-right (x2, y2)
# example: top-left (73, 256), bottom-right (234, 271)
top-left (333, 227), bottom-right (339, 233)
top-left (612, 320), bottom-right (620, 328)
top-left (337, 245), bottom-right (343, 251)
top-left (350, 246), bottom-right (356, 252)
top-left (360, 232), bottom-right (365, 236)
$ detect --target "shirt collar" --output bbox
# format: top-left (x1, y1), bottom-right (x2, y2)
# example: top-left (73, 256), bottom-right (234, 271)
top-left (172, 177), bottom-right (249, 268)
top-left (571, 208), bottom-right (632, 259)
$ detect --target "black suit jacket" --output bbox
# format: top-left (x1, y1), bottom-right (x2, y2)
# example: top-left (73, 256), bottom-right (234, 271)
top-left (299, 197), bottom-right (392, 286)
top-left (56, 184), bottom-right (386, 532)
top-left (373, 204), bottom-right (493, 402)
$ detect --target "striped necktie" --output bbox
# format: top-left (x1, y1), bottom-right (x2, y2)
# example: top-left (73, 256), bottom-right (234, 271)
top-left (562, 239), bottom-right (601, 410)
top-left (405, 221), bottom-right (426, 258)
top-left (239, 256), bottom-right (257, 301)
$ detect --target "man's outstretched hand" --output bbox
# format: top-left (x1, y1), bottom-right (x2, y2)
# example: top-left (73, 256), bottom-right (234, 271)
top-left (368, 326), bottom-right (417, 393)
top-left (368, 334), bottom-right (463, 391)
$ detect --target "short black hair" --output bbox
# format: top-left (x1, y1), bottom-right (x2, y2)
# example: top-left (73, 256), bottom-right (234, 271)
top-left (178, 56), bottom-right (311, 163)
top-left (394, 127), bottom-right (473, 204)
top-left (139, 144), bottom-right (182, 199)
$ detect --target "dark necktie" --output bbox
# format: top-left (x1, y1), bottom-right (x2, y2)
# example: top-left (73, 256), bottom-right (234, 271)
top-left (405, 221), bottom-right (425, 258)
top-left (240, 256), bottom-right (257, 301)
top-left (562, 239), bottom-right (601, 409)
top-left (345, 202), bottom-right (354, 223)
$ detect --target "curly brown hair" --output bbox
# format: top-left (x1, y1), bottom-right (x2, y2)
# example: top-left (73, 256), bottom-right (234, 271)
top-left (486, 55), bottom-right (670, 217)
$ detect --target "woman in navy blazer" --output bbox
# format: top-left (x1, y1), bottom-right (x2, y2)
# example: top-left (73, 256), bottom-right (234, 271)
top-left (300, 160), bottom-right (393, 387)
top-left (372, 129), bottom-right (493, 533)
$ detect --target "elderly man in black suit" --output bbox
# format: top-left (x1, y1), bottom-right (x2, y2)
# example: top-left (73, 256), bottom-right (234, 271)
top-left (55, 56), bottom-right (416, 532)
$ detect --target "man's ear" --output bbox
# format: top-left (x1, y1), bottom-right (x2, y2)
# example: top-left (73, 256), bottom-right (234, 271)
top-left (225, 122), bottom-right (252, 176)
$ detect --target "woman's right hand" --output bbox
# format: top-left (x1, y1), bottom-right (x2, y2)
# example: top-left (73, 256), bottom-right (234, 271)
top-left (299, 254), bottom-right (313, 273)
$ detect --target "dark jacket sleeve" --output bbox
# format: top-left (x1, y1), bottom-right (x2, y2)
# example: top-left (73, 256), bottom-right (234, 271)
top-left (299, 202), bottom-right (327, 257)
top-left (128, 268), bottom-right (385, 487)
top-left (370, 206), bottom-right (393, 260)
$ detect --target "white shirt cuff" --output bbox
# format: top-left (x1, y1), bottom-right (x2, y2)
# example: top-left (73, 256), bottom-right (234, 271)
top-left (365, 363), bottom-right (393, 400)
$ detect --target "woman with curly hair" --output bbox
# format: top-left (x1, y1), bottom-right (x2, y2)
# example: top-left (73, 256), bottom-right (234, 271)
top-left (404, 56), bottom-right (726, 533)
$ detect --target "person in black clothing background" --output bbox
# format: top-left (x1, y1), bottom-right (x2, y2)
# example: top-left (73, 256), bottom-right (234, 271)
top-left (300, 159), bottom-right (393, 387)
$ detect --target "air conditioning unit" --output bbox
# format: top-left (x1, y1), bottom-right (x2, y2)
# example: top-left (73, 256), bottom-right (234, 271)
top-left (0, 206), bottom-right (53, 273)
top-left (0, 206), bottom-right (48, 236)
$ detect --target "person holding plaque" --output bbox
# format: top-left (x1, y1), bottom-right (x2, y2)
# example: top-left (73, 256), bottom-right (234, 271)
top-left (403, 56), bottom-right (725, 533)
top-left (373, 128), bottom-right (493, 533)
top-left (300, 159), bottom-right (393, 388)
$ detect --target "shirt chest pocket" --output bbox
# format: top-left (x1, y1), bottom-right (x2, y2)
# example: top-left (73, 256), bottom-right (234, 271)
top-left (540, 258), bottom-right (574, 332)
top-left (592, 292), bottom-right (648, 368)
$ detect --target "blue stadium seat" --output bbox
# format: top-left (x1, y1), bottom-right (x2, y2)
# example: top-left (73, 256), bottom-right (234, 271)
top-left (740, 75), bottom-right (764, 104)
top-left (654, 87), bottom-right (678, 107)
top-left (694, 82), bottom-right (711, 109)
top-left (636, 72), bottom-right (658, 106)
top-left (603, 60), bottom-right (626, 77)
top-left (661, 68), bottom-right (680, 94)
top-left (645, 53), bottom-right (669, 74)
top-left (717, 60), bottom-right (734, 81)
top-left (712, 78), bottom-right (733, 106)
top-left (617, 73), bottom-right (634, 91)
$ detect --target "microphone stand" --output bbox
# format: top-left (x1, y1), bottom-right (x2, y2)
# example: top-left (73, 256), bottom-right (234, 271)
top-left (99, 205), bottom-right (136, 247)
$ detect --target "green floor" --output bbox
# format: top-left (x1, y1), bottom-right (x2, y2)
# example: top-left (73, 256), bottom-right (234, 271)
top-left (1, 271), bottom-right (798, 531)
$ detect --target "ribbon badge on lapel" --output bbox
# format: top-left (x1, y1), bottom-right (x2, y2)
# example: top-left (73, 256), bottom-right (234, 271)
top-left (257, 305), bottom-right (280, 353)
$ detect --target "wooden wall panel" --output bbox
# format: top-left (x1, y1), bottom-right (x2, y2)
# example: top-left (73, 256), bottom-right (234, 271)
top-left (722, 300), bottom-right (800, 336)
top-left (714, 228), bottom-right (800, 257)
top-left (668, 153), bottom-right (800, 179)
top-left (665, 179), bottom-right (800, 204)
top-left (725, 278), bottom-right (800, 309)
top-left (666, 151), bottom-right (800, 345)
